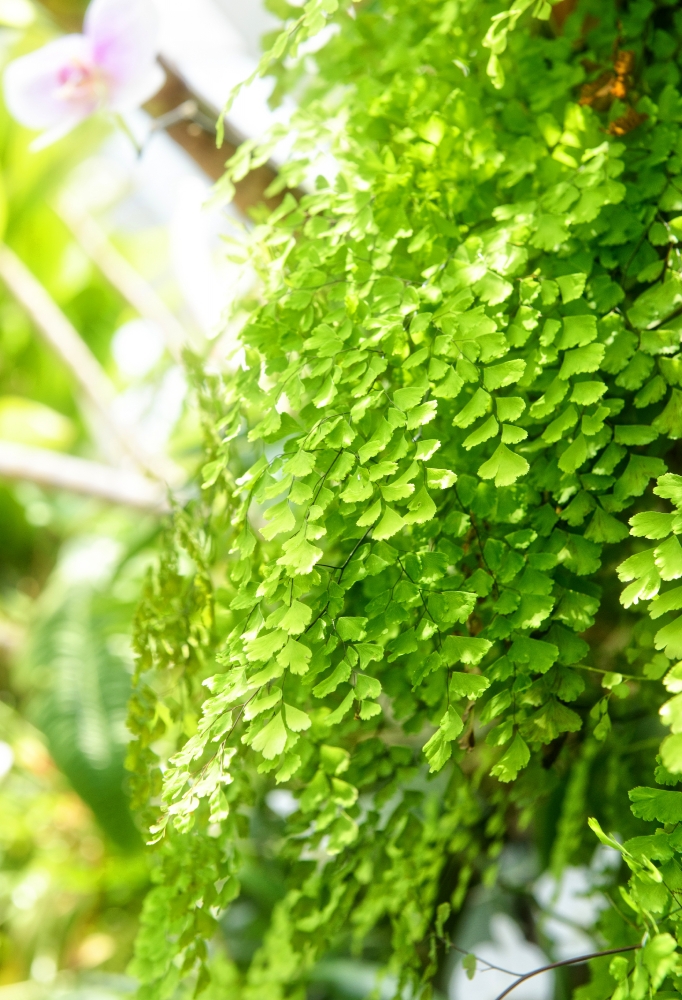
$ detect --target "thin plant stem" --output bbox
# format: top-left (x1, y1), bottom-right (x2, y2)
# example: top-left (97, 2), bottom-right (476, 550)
top-left (449, 944), bottom-right (523, 978)
top-left (492, 943), bottom-right (640, 1000)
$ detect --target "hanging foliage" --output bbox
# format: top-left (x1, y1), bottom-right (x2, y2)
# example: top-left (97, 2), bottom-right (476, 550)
top-left (127, 0), bottom-right (682, 997)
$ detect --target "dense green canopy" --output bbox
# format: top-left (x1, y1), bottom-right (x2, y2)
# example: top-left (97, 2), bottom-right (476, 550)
top-left (127, 1), bottom-right (682, 998)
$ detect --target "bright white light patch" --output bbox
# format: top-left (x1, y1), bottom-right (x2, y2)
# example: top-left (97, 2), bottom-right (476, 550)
top-left (266, 789), bottom-right (298, 818)
top-left (449, 914), bottom-right (552, 1000)
top-left (30, 954), bottom-right (56, 984)
top-left (112, 318), bottom-right (165, 379)
top-left (59, 536), bottom-right (122, 586)
top-left (12, 871), bottom-right (49, 911)
top-left (0, 0), bottom-right (34, 27)
top-left (0, 741), bottom-right (14, 780)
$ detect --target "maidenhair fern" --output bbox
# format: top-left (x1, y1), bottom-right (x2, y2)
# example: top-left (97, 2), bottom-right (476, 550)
top-left (127, 1), bottom-right (682, 997)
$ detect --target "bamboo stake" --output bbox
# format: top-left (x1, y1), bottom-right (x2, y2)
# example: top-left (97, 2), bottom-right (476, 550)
top-left (0, 441), bottom-right (170, 511)
top-left (0, 244), bottom-right (180, 484)
top-left (57, 199), bottom-right (189, 364)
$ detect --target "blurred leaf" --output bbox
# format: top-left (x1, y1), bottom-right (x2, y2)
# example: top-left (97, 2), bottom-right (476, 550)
top-left (22, 582), bottom-right (139, 848)
top-left (0, 395), bottom-right (75, 448)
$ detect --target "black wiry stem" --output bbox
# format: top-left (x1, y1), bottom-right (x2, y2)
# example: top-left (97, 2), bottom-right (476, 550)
top-left (492, 944), bottom-right (640, 1000)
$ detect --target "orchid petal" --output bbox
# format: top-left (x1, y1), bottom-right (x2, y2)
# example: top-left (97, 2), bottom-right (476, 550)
top-left (3, 34), bottom-right (96, 130)
top-left (85, 0), bottom-right (161, 102)
top-left (107, 63), bottom-right (165, 113)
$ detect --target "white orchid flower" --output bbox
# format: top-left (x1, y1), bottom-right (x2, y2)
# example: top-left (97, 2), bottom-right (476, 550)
top-left (3, 0), bottom-right (164, 149)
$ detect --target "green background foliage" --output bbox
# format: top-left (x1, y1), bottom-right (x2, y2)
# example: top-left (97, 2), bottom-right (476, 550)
top-left (0, 16), bottom-right (159, 987)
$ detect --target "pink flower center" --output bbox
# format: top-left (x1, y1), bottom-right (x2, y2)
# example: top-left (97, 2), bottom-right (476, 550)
top-left (57, 58), bottom-right (109, 106)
